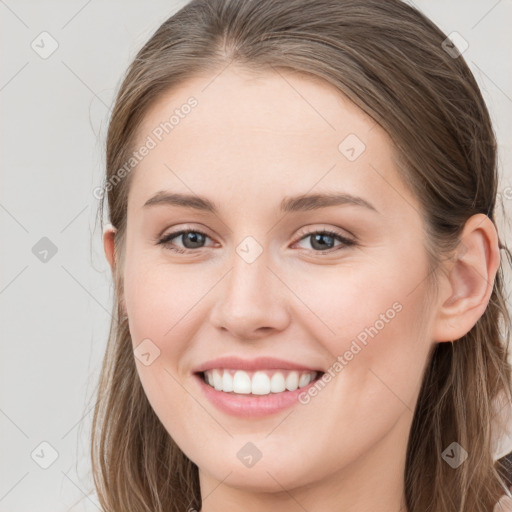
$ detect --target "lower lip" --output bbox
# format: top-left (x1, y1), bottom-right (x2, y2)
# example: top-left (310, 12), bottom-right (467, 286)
top-left (193, 372), bottom-right (322, 418)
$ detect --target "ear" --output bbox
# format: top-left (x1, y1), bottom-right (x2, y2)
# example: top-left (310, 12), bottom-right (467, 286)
top-left (432, 213), bottom-right (500, 342)
top-left (103, 223), bottom-right (117, 271)
top-left (103, 224), bottom-right (128, 317)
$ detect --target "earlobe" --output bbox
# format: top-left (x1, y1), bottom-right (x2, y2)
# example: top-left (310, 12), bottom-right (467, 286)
top-left (432, 214), bottom-right (500, 342)
top-left (103, 223), bottom-right (117, 271)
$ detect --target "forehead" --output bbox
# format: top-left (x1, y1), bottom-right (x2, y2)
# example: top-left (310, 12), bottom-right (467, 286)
top-left (136, 65), bottom-right (377, 146)
top-left (128, 66), bottom-right (413, 217)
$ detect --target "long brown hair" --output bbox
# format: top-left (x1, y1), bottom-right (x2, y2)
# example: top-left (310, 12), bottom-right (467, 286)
top-left (89, 0), bottom-right (512, 510)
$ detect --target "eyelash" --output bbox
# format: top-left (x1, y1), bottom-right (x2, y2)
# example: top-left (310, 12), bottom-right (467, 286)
top-left (157, 227), bottom-right (356, 255)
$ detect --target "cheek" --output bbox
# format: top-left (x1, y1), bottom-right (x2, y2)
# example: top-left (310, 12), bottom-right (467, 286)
top-left (122, 258), bottom-right (204, 449)
top-left (123, 252), bottom-right (199, 347)
top-left (290, 251), bottom-right (429, 341)
top-left (293, 250), bottom-right (433, 399)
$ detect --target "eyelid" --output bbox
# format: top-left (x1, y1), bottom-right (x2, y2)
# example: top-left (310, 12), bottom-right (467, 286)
top-left (293, 224), bottom-right (356, 243)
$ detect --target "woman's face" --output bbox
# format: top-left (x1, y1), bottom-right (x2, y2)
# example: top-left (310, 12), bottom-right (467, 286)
top-left (119, 66), bottom-right (439, 498)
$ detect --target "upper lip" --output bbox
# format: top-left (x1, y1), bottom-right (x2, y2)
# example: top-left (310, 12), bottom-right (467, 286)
top-left (192, 356), bottom-right (324, 373)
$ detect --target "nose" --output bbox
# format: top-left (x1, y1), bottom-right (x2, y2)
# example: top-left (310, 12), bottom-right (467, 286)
top-left (208, 242), bottom-right (290, 341)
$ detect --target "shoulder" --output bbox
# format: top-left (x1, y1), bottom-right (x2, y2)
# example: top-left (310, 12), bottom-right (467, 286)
top-left (498, 450), bottom-right (512, 487)
top-left (495, 451), bottom-right (512, 511)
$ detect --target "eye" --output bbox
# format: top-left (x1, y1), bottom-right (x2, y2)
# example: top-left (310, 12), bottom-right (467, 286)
top-left (292, 228), bottom-right (356, 253)
top-left (157, 228), bottom-right (212, 253)
top-left (157, 227), bottom-right (356, 254)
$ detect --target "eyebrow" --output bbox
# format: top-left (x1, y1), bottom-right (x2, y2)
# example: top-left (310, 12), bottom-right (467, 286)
top-left (143, 191), bottom-right (378, 214)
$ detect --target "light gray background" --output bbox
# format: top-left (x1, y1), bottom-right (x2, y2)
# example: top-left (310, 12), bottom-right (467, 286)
top-left (1, 1), bottom-right (511, 510)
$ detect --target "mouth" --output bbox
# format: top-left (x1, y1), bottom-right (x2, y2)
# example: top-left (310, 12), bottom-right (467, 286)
top-left (195, 368), bottom-right (325, 396)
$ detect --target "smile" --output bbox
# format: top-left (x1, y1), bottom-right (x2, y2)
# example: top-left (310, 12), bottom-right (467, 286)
top-left (194, 368), bottom-right (325, 418)
top-left (201, 369), bottom-right (321, 395)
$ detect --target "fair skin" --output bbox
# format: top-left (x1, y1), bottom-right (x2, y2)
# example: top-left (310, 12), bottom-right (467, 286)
top-left (103, 66), bottom-right (499, 512)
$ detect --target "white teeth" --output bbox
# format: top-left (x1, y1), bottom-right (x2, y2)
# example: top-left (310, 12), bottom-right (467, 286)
top-left (232, 370), bottom-right (252, 394)
top-left (202, 369), bottom-right (318, 395)
top-left (222, 370), bottom-right (234, 392)
top-left (213, 369), bottom-right (223, 391)
top-left (298, 372), bottom-right (311, 388)
top-left (285, 372), bottom-right (299, 391)
top-left (270, 372), bottom-right (286, 393)
top-left (251, 371), bottom-right (271, 395)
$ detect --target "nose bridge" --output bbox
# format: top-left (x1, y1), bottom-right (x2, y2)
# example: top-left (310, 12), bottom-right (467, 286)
top-left (209, 232), bottom-right (290, 337)
top-left (225, 234), bottom-right (273, 304)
